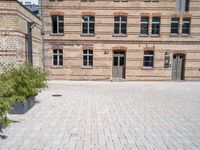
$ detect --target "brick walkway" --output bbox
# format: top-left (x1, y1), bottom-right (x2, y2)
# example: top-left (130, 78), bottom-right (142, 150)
top-left (1, 81), bottom-right (200, 150)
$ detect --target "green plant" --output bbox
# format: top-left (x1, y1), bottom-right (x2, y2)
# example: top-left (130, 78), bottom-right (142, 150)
top-left (0, 63), bottom-right (47, 127)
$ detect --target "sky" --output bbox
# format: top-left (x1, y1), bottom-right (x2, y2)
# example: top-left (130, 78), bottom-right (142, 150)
top-left (19, 0), bottom-right (38, 5)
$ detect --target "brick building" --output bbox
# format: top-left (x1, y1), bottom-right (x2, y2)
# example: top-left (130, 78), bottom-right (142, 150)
top-left (43, 0), bottom-right (200, 81)
top-left (0, 0), bottom-right (42, 71)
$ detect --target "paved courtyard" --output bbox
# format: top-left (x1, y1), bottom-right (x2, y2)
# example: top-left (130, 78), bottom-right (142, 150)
top-left (1, 81), bottom-right (200, 150)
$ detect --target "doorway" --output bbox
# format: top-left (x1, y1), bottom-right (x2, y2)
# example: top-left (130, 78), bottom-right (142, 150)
top-left (172, 54), bottom-right (185, 80)
top-left (112, 51), bottom-right (125, 79)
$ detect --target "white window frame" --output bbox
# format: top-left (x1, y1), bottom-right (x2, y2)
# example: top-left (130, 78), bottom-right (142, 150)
top-left (151, 17), bottom-right (160, 35)
top-left (52, 16), bottom-right (64, 34)
top-left (143, 51), bottom-right (154, 67)
top-left (83, 49), bottom-right (93, 67)
top-left (53, 49), bottom-right (63, 66)
top-left (114, 16), bottom-right (127, 35)
top-left (82, 16), bottom-right (95, 34)
top-left (171, 18), bottom-right (179, 34)
top-left (182, 18), bottom-right (191, 34)
top-left (140, 16), bottom-right (149, 35)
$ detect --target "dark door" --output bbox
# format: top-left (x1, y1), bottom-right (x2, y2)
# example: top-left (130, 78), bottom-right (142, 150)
top-left (112, 51), bottom-right (125, 78)
top-left (172, 54), bottom-right (185, 80)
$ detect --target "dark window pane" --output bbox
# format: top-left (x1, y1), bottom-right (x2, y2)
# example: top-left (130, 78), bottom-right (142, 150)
top-left (113, 57), bottom-right (118, 66)
top-left (89, 28), bottom-right (94, 34)
top-left (141, 17), bottom-right (149, 22)
top-left (82, 28), bottom-right (88, 34)
top-left (89, 16), bottom-right (94, 21)
top-left (83, 60), bottom-right (87, 66)
top-left (121, 28), bottom-right (126, 34)
top-left (144, 51), bottom-right (153, 55)
top-left (152, 17), bottom-right (160, 22)
top-left (83, 23), bottom-right (87, 28)
top-left (52, 16), bottom-right (57, 33)
top-left (120, 57), bottom-right (124, 66)
top-left (114, 28), bottom-right (119, 34)
top-left (82, 16), bottom-right (88, 22)
top-left (121, 16), bottom-right (127, 22)
top-left (114, 17), bottom-right (120, 22)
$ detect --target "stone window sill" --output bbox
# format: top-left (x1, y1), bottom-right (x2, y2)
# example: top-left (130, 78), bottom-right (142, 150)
top-left (50, 33), bottom-right (65, 36)
top-left (80, 34), bottom-right (95, 37)
top-left (142, 67), bottom-right (154, 70)
top-left (112, 34), bottom-right (127, 37)
top-left (170, 33), bottom-right (178, 37)
top-left (150, 34), bottom-right (160, 37)
top-left (82, 66), bottom-right (93, 69)
top-left (181, 34), bottom-right (190, 37)
top-left (52, 66), bottom-right (63, 69)
top-left (139, 34), bottom-right (149, 37)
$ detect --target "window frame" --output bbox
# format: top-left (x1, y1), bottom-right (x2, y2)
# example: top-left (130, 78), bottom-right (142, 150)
top-left (82, 16), bottom-right (95, 35)
top-left (171, 17), bottom-right (180, 34)
top-left (83, 49), bottom-right (93, 67)
top-left (51, 15), bottom-right (64, 34)
top-left (114, 16), bottom-right (127, 35)
top-left (182, 18), bottom-right (191, 35)
top-left (143, 51), bottom-right (154, 67)
top-left (151, 17), bottom-right (160, 35)
top-left (140, 16), bottom-right (149, 35)
top-left (53, 49), bottom-right (63, 66)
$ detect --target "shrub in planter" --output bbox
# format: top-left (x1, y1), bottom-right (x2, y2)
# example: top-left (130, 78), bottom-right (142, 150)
top-left (0, 63), bottom-right (47, 126)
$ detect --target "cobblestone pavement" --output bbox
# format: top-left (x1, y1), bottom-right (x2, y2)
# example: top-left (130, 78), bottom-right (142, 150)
top-left (1, 81), bottom-right (200, 150)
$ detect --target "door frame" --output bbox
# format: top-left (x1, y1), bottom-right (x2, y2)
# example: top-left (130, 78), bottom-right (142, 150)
top-left (172, 53), bottom-right (186, 81)
top-left (112, 50), bottom-right (126, 79)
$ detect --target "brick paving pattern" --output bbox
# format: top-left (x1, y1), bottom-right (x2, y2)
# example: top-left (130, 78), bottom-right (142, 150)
top-left (0, 81), bottom-right (200, 150)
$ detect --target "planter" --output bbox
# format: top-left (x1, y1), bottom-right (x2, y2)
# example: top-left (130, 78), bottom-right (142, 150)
top-left (10, 96), bottom-right (36, 114)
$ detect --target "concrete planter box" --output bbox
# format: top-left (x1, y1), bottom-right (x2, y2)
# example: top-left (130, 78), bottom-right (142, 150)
top-left (10, 96), bottom-right (36, 114)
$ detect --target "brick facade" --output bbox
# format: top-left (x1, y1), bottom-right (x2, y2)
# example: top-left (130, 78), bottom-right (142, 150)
top-left (0, 0), bottom-right (42, 71)
top-left (43, 0), bottom-right (200, 81)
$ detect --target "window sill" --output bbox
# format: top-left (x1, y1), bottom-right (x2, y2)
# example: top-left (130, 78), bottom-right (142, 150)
top-left (181, 34), bottom-right (190, 37)
top-left (139, 34), bottom-right (149, 37)
top-left (170, 34), bottom-right (178, 37)
top-left (80, 34), bottom-right (95, 37)
top-left (142, 67), bottom-right (154, 70)
top-left (82, 66), bottom-right (93, 69)
top-left (50, 33), bottom-right (65, 36)
top-left (52, 66), bottom-right (63, 69)
top-left (112, 34), bottom-right (127, 37)
top-left (150, 34), bottom-right (160, 37)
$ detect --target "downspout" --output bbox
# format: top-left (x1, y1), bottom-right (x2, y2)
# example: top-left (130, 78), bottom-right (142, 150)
top-left (27, 22), bottom-right (36, 65)
top-left (41, 0), bottom-right (45, 71)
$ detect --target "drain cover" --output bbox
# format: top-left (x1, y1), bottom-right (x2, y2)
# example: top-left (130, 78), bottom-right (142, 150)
top-left (52, 94), bottom-right (62, 97)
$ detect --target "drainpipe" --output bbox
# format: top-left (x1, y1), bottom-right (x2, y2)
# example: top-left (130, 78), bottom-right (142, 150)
top-left (27, 22), bottom-right (36, 65)
top-left (40, 0), bottom-right (45, 71)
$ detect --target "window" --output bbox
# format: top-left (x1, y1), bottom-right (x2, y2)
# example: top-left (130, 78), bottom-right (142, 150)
top-left (182, 18), bottom-right (191, 34)
top-left (140, 17), bottom-right (149, 35)
top-left (83, 50), bottom-right (93, 67)
top-left (53, 49), bottom-right (63, 66)
top-left (114, 16), bottom-right (127, 35)
top-left (82, 16), bottom-right (95, 34)
top-left (51, 16), bottom-right (64, 34)
top-left (171, 18), bottom-right (179, 34)
top-left (176, 0), bottom-right (189, 12)
top-left (143, 51), bottom-right (154, 67)
top-left (152, 17), bottom-right (160, 35)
